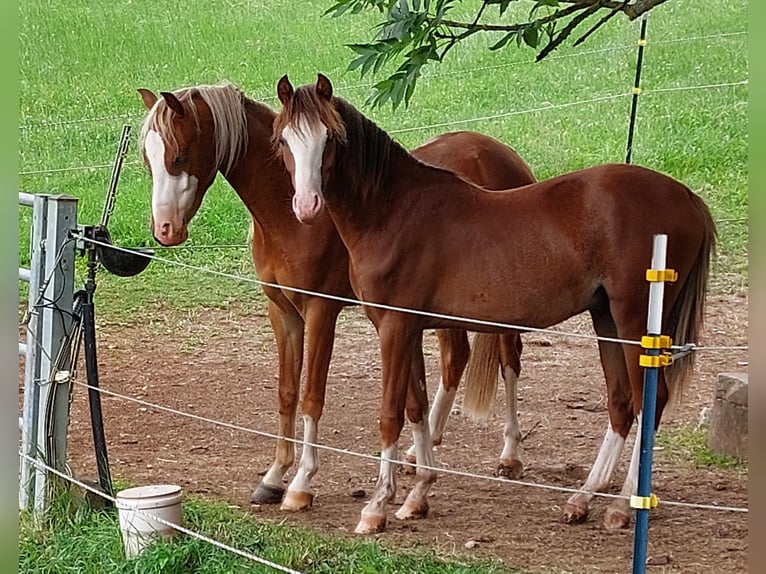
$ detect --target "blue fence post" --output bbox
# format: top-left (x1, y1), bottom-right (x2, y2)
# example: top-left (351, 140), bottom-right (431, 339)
top-left (632, 234), bottom-right (675, 574)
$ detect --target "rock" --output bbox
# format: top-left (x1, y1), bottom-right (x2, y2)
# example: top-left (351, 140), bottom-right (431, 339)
top-left (646, 554), bottom-right (672, 566)
top-left (464, 540), bottom-right (479, 549)
top-left (707, 372), bottom-right (748, 460)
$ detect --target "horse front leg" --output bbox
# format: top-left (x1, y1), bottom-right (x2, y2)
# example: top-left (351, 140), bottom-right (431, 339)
top-left (282, 300), bottom-right (343, 511)
top-left (251, 299), bottom-right (304, 505)
top-left (497, 332), bottom-right (524, 479)
top-left (355, 318), bottom-right (420, 534)
top-left (404, 329), bottom-right (469, 468)
top-left (396, 333), bottom-right (437, 521)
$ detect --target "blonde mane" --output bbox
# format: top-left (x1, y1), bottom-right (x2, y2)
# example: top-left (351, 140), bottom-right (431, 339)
top-left (139, 82), bottom-right (248, 176)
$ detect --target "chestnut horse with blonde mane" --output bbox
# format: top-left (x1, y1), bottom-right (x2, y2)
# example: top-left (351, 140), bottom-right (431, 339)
top-left (273, 74), bottom-right (716, 534)
top-left (137, 83), bottom-right (536, 512)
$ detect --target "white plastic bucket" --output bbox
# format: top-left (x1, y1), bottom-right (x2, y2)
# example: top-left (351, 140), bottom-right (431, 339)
top-left (116, 484), bottom-right (183, 558)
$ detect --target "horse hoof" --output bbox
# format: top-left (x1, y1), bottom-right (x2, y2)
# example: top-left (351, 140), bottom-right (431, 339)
top-left (401, 453), bottom-right (417, 475)
top-left (355, 513), bottom-right (387, 534)
top-left (496, 459), bottom-right (524, 480)
top-left (603, 506), bottom-right (632, 530)
top-left (563, 502), bottom-right (589, 524)
top-left (250, 482), bottom-right (285, 505)
top-left (280, 490), bottom-right (314, 511)
top-left (395, 499), bottom-right (429, 521)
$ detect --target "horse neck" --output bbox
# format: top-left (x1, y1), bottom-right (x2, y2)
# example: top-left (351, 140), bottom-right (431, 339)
top-left (327, 102), bottom-right (459, 237)
top-left (223, 99), bottom-right (295, 229)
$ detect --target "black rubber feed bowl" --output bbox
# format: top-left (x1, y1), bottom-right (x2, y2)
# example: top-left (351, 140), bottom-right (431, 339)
top-left (94, 227), bottom-right (153, 277)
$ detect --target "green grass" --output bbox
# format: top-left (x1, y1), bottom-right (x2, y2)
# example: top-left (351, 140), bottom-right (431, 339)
top-left (19, 0), bottom-right (748, 320)
top-left (19, 486), bottom-right (517, 574)
top-left (655, 424), bottom-right (748, 471)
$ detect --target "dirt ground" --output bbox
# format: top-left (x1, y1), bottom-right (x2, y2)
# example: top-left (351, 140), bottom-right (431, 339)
top-left (54, 289), bottom-right (748, 573)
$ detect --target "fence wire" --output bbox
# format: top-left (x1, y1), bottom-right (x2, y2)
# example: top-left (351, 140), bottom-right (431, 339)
top-left (78, 235), bottom-right (749, 354)
top-left (19, 30), bottom-right (746, 132)
top-left (65, 376), bottom-right (749, 514)
top-left (19, 453), bottom-right (305, 574)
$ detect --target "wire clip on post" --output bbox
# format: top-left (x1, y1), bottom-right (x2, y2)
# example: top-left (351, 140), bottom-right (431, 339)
top-left (639, 335), bottom-right (673, 368)
top-left (630, 493), bottom-right (659, 510)
top-left (645, 269), bottom-right (677, 282)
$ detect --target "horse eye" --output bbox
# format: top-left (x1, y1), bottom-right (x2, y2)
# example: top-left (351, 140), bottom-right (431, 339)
top-left (171, 153), bottom-right (186, 167)
top-left (278, 137), bottom-right (286, 146)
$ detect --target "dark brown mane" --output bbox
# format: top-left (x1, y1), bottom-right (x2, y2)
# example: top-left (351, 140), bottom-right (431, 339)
top-left (272, 84), bottom-right (346, 146)
top-left (274, 83), bottom-right (457, 211)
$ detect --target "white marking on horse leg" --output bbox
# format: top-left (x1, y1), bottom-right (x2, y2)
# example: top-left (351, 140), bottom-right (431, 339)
top-left (261, 436), bottom-right (294, 494)
top-left (498, 367), bottom-right (524, 477)
top-left (282, 415), bottom-right (319, 511)
top-left (622, 412), bottom-right (642, 498)
top-left (396, 418), bottom-right (436, 520)
top-left (603, 412), bottom-right (642, 529)
top-left (565, 421), bottom-right (626, 520)
top-left (355, 443), bottom-right (398, 533)
top-left (405, 379), bottom-right (455, 462)
top-left (281, 120), bottom-right (327, 223)
top-left (428, 380), bottom-right (456, 446)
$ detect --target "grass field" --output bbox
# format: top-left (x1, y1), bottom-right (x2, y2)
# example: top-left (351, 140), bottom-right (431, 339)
top-left (19, 0), bottom-right (748, 315)
top-left (20, 485), bottom-right (513, 574)
top-left (19, 0), bottom-right (748, 571)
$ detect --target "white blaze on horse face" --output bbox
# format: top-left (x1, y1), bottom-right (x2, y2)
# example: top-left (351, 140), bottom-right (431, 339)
top-left (281, 118), bottom-right (327, 224)
top-left (145, 130), bottom-right (199, 246)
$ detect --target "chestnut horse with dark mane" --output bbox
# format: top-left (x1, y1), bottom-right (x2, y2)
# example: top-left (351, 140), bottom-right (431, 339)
top-left (137, 83), bottom-right (536, 513)
top-left (273, 74), bottom-right (716, 534)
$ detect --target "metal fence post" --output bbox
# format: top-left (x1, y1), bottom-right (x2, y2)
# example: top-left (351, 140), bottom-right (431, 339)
top-left (19, 193), bottom-right (78, 515)
top-left (19, 194), bottom-right (47, 512)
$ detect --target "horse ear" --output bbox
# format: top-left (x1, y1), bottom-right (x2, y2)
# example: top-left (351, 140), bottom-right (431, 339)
top-left (160, 92), bottom-right (185, 117)
top-left (277, 75), bottom-right (294, 105)
top-left (137, 88), bottom-right (158, 110)
top-left (316, 73), bottom-right (333, 100)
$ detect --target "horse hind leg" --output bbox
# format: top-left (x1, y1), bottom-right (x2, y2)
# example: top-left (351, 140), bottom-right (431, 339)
top-left (396, 337), bottom-right (437, 522)
top-left (281, 302), bottom-right (342, 511)
top-left (251, 300), bottom-right (303, 505)
top-left (601, 345), bottom-right (670, 530)
top-left (564, 307), bottom-right (633, 524)
top-left (404, 329), bottom-right (469, 471)
top-left (497, 332), bottom-right (524, 479)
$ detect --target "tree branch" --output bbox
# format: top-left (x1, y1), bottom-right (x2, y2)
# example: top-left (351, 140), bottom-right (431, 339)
top-left (436, 0), bottom-right (668, 32)
top-left (329, 0), bottom-right (675, 109)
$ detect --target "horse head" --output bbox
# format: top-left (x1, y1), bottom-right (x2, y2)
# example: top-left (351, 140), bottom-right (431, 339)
top-left (138, 87), bottom-right (221, 246)
top-left (273, 74), bottom-right (345, 224)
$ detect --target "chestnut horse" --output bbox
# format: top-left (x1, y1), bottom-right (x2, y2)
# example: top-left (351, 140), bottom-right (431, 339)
top-left (273, 74), bottom-right (716, 534)
top-left (137, 83), bottom-right (536, 512)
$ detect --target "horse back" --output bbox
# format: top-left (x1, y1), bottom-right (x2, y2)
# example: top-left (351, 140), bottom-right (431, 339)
top-left (412, 131), bottom-right (536, 189)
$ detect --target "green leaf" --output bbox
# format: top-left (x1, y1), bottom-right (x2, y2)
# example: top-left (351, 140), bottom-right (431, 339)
top-left (489, 31), bottom-right (515, 51)
top-left (523, 24), bottom-right (540, 48)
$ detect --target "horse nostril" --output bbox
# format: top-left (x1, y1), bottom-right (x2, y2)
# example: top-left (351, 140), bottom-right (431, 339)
top-left (312, 195), bottom-right (319, 211)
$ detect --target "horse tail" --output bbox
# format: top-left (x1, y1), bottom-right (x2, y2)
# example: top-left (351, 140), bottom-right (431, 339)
top-left (462, 333), bottom-right (500, 420)
top-left (664, 193), bottom-right (717, 405)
